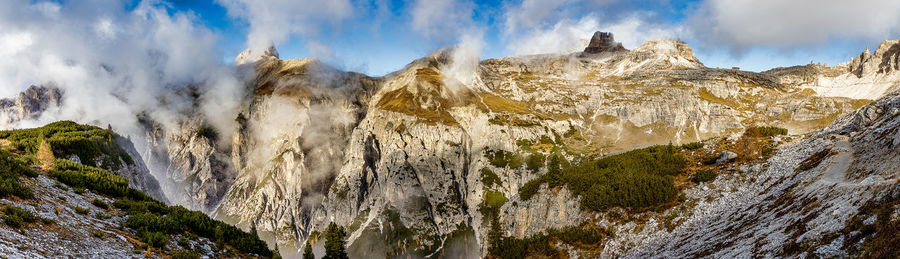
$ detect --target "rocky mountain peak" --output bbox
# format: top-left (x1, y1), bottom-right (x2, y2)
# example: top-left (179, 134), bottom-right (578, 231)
top-left (0, 84), bottom-right (62, 126)
top-left (632, 38), bottom-right (701, 65)
top-left (235, 45), bottom-right (280, 65)
top-left (583, 31), bottom-right (626, 54)
top-left (847, 39), bottom-right (900, 77)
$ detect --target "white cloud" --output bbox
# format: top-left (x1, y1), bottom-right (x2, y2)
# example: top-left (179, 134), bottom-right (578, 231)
top-left (503, 0), bottom-right (576, 35)
top-left (508, 15), bottom-right (684, 56)
top-left (217, 0), bottom-right (353, 56)
top-left (410, 0), bottom-right (475, 40)
top-left (691, 0), bottom-right (900, 50)
top-left (443, 33), bottom-right (484, 91)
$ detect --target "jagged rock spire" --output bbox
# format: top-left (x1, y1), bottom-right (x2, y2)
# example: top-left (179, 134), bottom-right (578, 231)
top-left (583, 31), bottom-right (625, 54)
top-left (235, 45), bottom-right (280, 65)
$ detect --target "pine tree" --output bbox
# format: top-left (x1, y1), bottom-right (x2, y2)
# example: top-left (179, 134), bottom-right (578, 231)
top-left (323, 222), bottom-right (348, 259)
top-left (487, 215), bottom-right (503, 255)
top-left (302, 240), bottom-right (314, 259)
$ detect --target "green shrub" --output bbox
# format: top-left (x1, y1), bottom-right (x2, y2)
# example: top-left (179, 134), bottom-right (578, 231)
top-left (124, 205), bottom-right (272, 257)
top-left (49, 159), bottom-right (144, 199)
top-left (525, 153), bottom-right (545, 173)
top-left (518, 178), bottom-right (543, 200)
top-left (0, 178), bottom-right (33, 199)
top-left (480, 168), bottom-right (501, 188)
top-left (479, 190), bottom-right (508, 222)
top-left (488, 223), bottom-right (605, 259)
top-left (195, 125), bottom-right (219, 141)
top-left (74, 206), bottom-right (90, 215)
top-left (702, 154), bottom-right (720, 165)
top-left (761, 147), bottom-right (776, 156)
top-left (745, 126), bottom-right (788, 137)
top-left (2, 214), bottom-right (23, 228)
top-left (2, 206), bottom-right (41, 228)
top-left (520, 145), bottom-right (685, 210)
top-left (485, 149), bottom-right (524, 169)
top-left (692, 170), bottom-right (717, 183)
top-left (681, 141), bottom-right (704, 150)
top-left (91, 198), bottom-right (109, 210)
top-left (0, 150), bottom-right (36, 199)
top-left (140, 231), bottom-right (167, 247)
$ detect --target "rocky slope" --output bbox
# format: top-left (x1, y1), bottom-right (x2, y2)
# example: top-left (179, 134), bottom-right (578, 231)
top-left (764, 39), bottom-right (900, 100)
top-left (623, 87), bottom-right (900, 258)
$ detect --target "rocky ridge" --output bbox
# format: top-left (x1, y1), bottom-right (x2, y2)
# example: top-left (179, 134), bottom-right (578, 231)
top-left (765, 39), bottom-right (900, 100)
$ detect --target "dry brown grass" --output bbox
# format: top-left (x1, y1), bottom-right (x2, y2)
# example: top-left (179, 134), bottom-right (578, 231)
top-left (698, 87), bottom-right (741, 108)
top-left (477, 93), bottom-right (531, 114)
top-left (37, 139), bottom-right (55, 171)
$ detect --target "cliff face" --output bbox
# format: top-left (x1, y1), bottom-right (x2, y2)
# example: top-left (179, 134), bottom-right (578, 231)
top-left (183, 39), bottom-right (873, 257)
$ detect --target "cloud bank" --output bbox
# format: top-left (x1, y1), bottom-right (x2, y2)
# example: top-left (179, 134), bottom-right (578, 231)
top-left (0, 0), bottom-right (244, 135)
top-left (690, 0), bottom-right (900, 51)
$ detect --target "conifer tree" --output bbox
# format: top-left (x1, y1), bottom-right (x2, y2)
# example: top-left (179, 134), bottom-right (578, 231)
top-left (323, 222), bottom-right (348, 259)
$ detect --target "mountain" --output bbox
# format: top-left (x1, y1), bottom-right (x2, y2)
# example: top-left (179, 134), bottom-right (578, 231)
top-left (167, 34), bottom-right (882, 257)
top-left (0, 85), bottom-right (61, 127)
top-left (2, 33), bottom-right (899, 258)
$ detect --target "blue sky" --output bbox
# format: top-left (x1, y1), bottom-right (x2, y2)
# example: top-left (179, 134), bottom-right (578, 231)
top-left (124, 0), bottom-right (900, 76)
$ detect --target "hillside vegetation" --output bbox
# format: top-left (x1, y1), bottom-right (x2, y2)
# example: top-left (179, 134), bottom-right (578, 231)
top-left (521, 145), bottom-right (686, 210)
top-left (0, 121), bottom-right (275, 258)
top-left (0, 121), bottom-right (133, 170)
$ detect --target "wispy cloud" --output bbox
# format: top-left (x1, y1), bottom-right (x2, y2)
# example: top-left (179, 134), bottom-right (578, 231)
top-left (216, 0), bottom-right (354, 58)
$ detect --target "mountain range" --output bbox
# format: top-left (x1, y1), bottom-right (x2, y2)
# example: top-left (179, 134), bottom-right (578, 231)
top-left (2, 32), bottom-right (900, 258)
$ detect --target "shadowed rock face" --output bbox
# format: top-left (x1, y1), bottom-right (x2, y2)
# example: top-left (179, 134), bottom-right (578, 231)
top-left (583, 31), bottom-right (625, 54)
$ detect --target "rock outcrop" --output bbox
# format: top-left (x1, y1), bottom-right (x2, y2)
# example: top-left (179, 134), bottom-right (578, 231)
top-left (583, 31), bottom-right (625, 54)
top-left (0, 85), bottom-right (61, 127)
top-left (235, 45), bottom-right (280, 65)
top-left (765, 39), bottom-right (900, 100)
